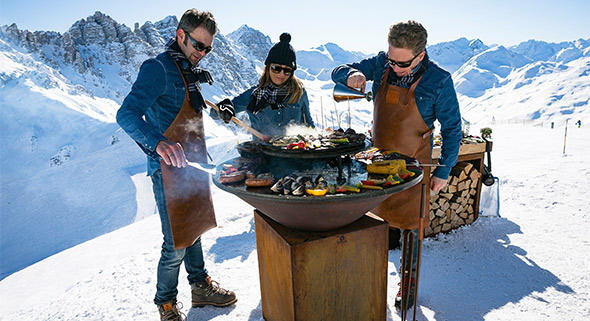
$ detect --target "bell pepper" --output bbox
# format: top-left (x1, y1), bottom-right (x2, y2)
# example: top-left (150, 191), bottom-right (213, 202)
top-left (398, 167), bottom-right (415, 179)
top-left (361, 178), bottom-right (387, 186)
top-left (386, 174), bottom-right (403, 185)
top-left (361, 184), bottom-right (383, 190)
top-left (306, 187), bottom-right (328, 196)
top-left (361, 180), bottom-right (377, 186)
top-left (287, 140), bottom-right (307, 149)
top-left (338, 185), bottom-right (361, 193)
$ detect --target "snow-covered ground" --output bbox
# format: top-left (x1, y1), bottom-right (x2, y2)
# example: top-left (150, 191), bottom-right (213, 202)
top-left (1, 123), bottom-right (588, 321)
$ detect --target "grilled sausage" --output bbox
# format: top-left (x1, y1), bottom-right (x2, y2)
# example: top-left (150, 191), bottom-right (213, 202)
top-left (219, 171), bottom-right (246, 184)
top-left (245, 173), bottom-right (274, 187)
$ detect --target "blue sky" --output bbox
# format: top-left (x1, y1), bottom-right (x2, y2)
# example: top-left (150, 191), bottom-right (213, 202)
top-left (1, 0), bottom-right (588, 54)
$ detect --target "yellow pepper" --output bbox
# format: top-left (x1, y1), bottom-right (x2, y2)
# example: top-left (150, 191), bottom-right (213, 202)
top-left (306, 187), bottom-right (328, 196)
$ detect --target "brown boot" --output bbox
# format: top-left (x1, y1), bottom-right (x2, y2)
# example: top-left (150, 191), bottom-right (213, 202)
top-left (157, 300), bottom-right (184, 321)
top-left (191, 276), bottom-right (237, 308)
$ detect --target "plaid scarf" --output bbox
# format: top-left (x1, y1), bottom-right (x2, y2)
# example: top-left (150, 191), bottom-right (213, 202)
top-left (165, 38), bottom-right (213, 113)
top-left (246, 83), bottom-right (291, 114)
top-left (386, 52), bottom-right (429, 88)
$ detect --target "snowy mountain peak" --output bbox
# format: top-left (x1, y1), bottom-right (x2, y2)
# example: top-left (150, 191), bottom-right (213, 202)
top-left (227, 24), bottom-right (272, 62)
top-left (427, 37), bottom-right (490, 73)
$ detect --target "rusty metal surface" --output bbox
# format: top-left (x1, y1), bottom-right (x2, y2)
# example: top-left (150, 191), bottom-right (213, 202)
top-left (213, 160), bottom-right (423, 231)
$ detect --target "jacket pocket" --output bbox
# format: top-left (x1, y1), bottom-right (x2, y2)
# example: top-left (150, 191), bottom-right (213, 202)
top-left (173, 81), bottom-right (186, 106)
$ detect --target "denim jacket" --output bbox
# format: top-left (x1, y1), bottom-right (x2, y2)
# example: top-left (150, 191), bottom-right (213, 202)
top-left (231, 86), bottom-right (315, 139)
top-left (331, 51), bottom-right (462, 179)
top-left (117, 52), bottom-right (189, 176)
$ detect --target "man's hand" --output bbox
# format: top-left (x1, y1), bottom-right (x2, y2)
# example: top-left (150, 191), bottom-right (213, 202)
top-left (217, 98), bottom-right (235, 124)
top-left (430, 176), bottom-right (448, 192)
top-left (347, 71), bottom-right (366, 93)
top-left (156, 139), bottom-right (187, 168)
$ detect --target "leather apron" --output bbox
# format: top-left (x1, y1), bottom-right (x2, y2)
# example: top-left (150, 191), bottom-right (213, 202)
top-left (160, 61), bottom-right (217, 249)
top-left (370, 67), bottom-right (432, 230)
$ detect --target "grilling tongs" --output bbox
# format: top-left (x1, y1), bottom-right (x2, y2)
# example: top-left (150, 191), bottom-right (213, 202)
top-left (205, 100), bottom-right (269, 141)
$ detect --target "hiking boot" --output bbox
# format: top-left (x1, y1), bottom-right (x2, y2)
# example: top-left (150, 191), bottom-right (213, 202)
top-left (191, 276), bottom-right (237, 308)
top-left (394, 275), bottom-right (416, 310)
top-left (157, 300), bottom-right (185, 321)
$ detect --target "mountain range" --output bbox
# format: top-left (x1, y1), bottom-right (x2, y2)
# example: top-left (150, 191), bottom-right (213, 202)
top-left (0, 11), bottom-right (588, 279)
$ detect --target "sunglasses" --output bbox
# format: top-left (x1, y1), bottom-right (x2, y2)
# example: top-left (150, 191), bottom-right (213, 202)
top-left (270, 64), bottom-right (293, 76)
top-left (387, 51), bottom-right (422, 68)
top-left (183, 30), bottom-right (213, 53)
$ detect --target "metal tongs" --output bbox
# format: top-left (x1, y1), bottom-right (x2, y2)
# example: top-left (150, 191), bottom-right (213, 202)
top-left (186, 161), bottom-right (217, 175)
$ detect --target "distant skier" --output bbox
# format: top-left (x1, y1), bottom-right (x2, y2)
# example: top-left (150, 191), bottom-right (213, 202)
top-left (576, 119), bottom-right (582, 128)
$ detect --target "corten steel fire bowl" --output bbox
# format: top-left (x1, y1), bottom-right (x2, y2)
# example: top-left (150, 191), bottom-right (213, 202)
top-left (212, 159), bottom-right (423, 232)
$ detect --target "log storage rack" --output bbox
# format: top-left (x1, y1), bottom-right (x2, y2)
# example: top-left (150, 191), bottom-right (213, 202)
top-left (427, 141), bottom-right (489, 236)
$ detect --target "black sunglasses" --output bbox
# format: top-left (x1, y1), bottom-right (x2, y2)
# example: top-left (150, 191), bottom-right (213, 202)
top-left (184, 30), bottom-right (213, 53)
top-left (270, 64), bottom-right (293, 75)
top-left (387, 51), bottom-right (422, 68)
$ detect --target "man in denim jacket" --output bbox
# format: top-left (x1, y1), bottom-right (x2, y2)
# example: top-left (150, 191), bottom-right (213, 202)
top-left (332, 20), bottom-right (462, 310)
top-left (117, 9), bottom-right (235, 321)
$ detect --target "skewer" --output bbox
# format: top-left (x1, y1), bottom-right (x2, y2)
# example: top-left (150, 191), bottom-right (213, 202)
top-left (334, 101), bottom-right (340, 128)
top-left (347, 98), bottom-right (351, 129)
top-left (331, 110), bottom-right (336, 129)
top-left (320, 96), bottom-right (325, 130)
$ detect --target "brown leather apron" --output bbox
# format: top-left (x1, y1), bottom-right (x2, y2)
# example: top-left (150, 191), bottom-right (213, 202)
top-left (160, 61), bottom-right (217, 249)
top-left (370, 68), bottom-right (432, 230)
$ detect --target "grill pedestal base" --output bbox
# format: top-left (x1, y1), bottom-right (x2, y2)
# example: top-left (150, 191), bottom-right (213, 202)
top-left (254, 210), bottom-right (389, 321)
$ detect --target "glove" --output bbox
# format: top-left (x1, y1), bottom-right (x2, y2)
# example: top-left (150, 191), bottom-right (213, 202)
top-left (217, 98), bottom-right (235, 124)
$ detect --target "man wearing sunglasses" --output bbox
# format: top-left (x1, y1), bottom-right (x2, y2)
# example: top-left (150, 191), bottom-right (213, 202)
top-left (332, 20), bottom-right (462, 311)
top-left (117, 9), bottom-right (236, 321)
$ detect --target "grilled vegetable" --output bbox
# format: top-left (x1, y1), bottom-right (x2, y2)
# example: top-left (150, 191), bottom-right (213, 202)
top-left (360, 184), bottom-right (383, 190)
top-left (337, 185), bottom-right (360, 193)
top-left (366, 159), bottom-right (406, 175)
top-left (306, 187), bottom-right (328, 196)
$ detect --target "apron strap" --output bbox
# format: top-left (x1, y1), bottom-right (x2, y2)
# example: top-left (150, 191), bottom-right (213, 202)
top-left (403, 76), bottom-right (423, 105)
top-left (170, 59), bottom-right (191, 99)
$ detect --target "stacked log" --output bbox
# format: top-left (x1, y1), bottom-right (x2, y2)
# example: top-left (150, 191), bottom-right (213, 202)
top-left (425, 161), bottom-right (480, 236)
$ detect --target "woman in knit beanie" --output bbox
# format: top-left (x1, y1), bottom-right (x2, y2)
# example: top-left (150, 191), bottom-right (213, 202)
top-left (216, 32), bottom-right (315, 139)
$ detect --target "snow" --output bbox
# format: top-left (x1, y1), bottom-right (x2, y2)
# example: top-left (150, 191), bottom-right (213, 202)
top-left (1, 16), bottom-right (590, 320)
top-left (1, 122), bottom-right (589, 320)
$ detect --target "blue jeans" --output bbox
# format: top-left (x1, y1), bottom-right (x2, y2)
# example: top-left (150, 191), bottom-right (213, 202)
top-left (151, 170), bottom-right (208, 305)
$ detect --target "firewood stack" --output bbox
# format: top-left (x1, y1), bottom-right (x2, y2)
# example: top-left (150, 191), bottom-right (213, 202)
top-left (426, 161), bottom-right (480, 236)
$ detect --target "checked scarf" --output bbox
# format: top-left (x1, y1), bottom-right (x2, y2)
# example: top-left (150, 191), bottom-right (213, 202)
top-left (246, 83), bottom-right (291, 114)
top-left (386, 52), bottom-right (429, 88)
top-left (165, 38), bottom-right (214, 113)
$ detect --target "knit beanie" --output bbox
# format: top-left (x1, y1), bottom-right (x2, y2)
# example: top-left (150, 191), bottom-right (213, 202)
top-left (264, 33), bottom-right (297, 70)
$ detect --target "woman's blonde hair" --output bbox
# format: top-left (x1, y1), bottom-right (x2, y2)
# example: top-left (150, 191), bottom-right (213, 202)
top-left (258, 66), bottom-right (304, 104)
